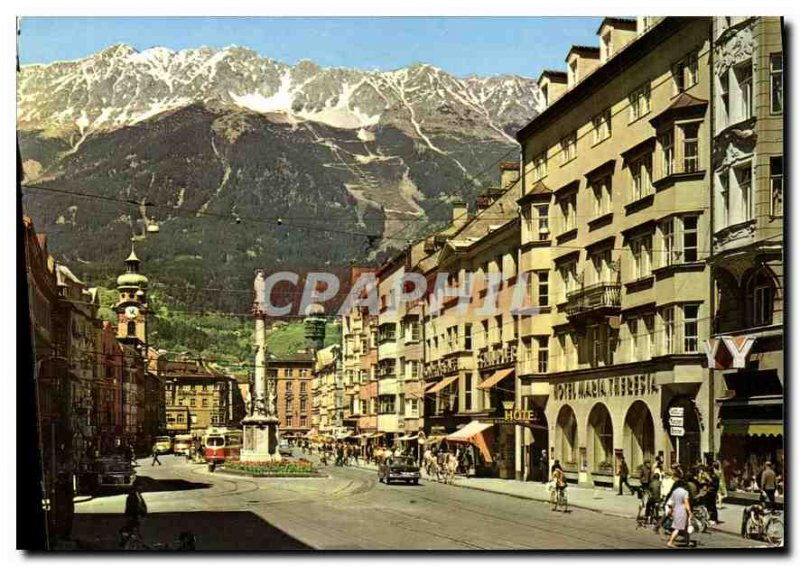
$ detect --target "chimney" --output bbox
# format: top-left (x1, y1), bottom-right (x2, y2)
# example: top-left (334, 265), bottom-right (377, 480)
top-left (538, 70), bottom-right (568, 107)
top-left (451, 200), bottom-right (468, 229)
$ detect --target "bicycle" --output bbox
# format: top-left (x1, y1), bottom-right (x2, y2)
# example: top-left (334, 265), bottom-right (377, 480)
top-left (691, 503), bottom-right (710, 533)
top-left (551, 486), bottom-right (568, 512)
top-left (744, 504), bottom-right (783, 546)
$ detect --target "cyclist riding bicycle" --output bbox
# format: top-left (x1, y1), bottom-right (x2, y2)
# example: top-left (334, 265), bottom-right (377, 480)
top-left (551, 460), bottom-right (567, 493)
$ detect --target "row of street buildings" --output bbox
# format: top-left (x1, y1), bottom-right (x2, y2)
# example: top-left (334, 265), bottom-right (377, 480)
top-left (24, 217), bottom-right (247, 540)
top-left (267, 17), bottom-right (784, 493)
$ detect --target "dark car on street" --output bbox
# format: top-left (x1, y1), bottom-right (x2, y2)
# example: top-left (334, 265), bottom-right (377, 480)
top-left (378, 456), bottom-right (421, 485)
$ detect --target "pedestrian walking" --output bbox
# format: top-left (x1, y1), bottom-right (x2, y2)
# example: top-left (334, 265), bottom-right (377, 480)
top-left (706, 465), bottom-right (720, 524)
top-left (151, 447), bottom-right (162, 466)
top-left (760, 461), bottom-right (777, 507)
top-left (640, 459), bottom-right (652, 493)
top-left (540, 449), bottom-right (549, 484)
top-left (617, 454), bottom-right (634, 495)
top-left (666, 473), bottom-right (693, 548)
top-left (124, 482), bottom-right (148, 534)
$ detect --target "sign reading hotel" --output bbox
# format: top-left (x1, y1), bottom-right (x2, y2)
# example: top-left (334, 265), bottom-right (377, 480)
top-left (553, 374), bottom-right (658, 402)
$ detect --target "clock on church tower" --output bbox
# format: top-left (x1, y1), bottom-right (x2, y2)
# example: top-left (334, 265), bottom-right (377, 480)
top-left (115, 242), bottom-right (149, 346)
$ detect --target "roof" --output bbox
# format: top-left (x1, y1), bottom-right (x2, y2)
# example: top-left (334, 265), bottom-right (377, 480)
top-left (648, 92), bottom-right (709, 128)
top-left (161, 359), bottom-right (229, 380)
top-left (518, 17), bottom-right (692, 142)
top-left (517, 181), bottom-right (552, 205)
top-left (270, 351), bottom-right (315, 364)
top-left (596, 17), bottom-right (637, 34)
top-left (538, 69), bottom-right (568, 82)
top-left (566, 45), bottom-right (601, 61)
top-left (55, 264), bottom-right (84, 287)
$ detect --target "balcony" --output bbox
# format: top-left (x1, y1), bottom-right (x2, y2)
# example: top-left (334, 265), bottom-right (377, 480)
top-left (565, 282), bottom-right (621, 320)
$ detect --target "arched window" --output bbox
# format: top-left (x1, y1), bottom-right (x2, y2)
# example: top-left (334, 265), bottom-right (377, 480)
top-left (746, 270), bottom-right (775, 327)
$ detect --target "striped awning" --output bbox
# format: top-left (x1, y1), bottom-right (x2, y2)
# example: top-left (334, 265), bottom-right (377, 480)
top-left (477, 367), bottom-right (514, 390)
top-left (722, 422), bottom-right (783, 437)
top-left (427, 375), bottom-right (459, 394)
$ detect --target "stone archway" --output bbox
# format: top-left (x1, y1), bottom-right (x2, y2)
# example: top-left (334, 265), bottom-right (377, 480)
top-left (587, 402), bottom-right (614, 473)
top-left (623, 400), bottom-right (655, 475)
top-left (556, 405), bottom-right (578, 468)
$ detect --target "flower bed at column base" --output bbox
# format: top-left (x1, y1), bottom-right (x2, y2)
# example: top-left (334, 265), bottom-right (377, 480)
top-left (221, 458), bottom-right (322, 477)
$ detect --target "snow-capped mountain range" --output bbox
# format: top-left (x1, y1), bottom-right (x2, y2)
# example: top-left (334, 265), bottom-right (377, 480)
top-left (18, 43), bottom-right (543, 311)
top-left (18, 43), bottom-right (543, 146)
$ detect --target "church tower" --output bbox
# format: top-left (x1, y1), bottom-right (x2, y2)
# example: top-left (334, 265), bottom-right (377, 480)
top-left (115, 241), bottom-right (148, 346)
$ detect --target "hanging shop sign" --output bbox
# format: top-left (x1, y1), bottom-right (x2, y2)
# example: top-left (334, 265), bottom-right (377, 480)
top-left (703, 336), bottom-right (757, 369)
top-left (552, 374), bottom-right (657, 402)
top-left (668, 416), bottom-right (684, 427)
top-left (668, 407), bottom-right (684, 418)
top-left (494, 401), bottom-right (542, 426)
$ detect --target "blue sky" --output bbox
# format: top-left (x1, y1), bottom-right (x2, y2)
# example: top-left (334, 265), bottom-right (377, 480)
top-left (19, 17), bottom-right (602, 78)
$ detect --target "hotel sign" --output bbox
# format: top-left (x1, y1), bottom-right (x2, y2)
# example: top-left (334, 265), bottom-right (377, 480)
top-left (704, 336), bottom-right (756, 369)
top-left (553, 374), bottom-right (658, 402)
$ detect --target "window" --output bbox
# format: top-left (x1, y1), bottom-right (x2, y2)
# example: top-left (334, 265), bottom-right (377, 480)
top-left (409, 398), bottom-right (419, 417)
top-left (734, 61), bottom-right (753, 121)
top-left (718, 170), bottom-right (730, 227)
top-left (718, 72), bottom-right (730, 125)
top-left (202, 398), bottom-right (208, 407)
top-left (629, 83), bottom-right (651, 121)
top-left (748, 271), bottom-right (775, 327)
top-left (771, 53), bottom-right (783, 114)
top-left (560, 133), bottom-right (577, 164)
top-left (659, 130), bottom-right (674, 177)
top-left (660, 218), bottom-right (675, 267)
top-left (568, 58), bottom-right (578, 86)
top-left (409, 320), bottom-right (421, 341)
top-left (591, 249), bottom-right (613, 284)
top-left (300, 381), bottom-right (307, 393)
top-left (464, 323), bottom-right (472, 350)
top-left (601, 31), bottom-right (613, 61)
top-left (535, 204), bottom-right (549, 239)
top-left (300, 416), bottom-right (307, 428)
top-left (629, 319), bottom-right (639, 362)
top-left (537, 271), bottom-right (549, 307)
top-left (631, 234), bottom-right (652, 279)
top-left (378, 395), bottom-right (396, 414)
top-left (662, 307), bottom-right (675, 355)
top-left (591, 176), bottom-right (612, 216)
top-left (683, 304), bottom-right (699, 352)
top-left (537, 336), bottom-right (549, 373)
top-left (558, 261), bottom-right (578, 302)
top-left (300, 398), bottom-right (307, 411)
top-left (588, 326), bottom-right (601, 366)
top-left (630, 154), bottom-right (653, 201)
top-left (681, 123), bottom-right (699, 173)
top-left (682, 215), bottom-right (698, 262)
top-left (734, 163), bottom-right (753, 222)
top-left (177, 413), bottom-right (185, 424)
top-left (673, 52), bottom-right (698, 94)
top-left (286, 415), bottom-right (293, 427)
top-left (409, 361), bottom-right (419, 379)
top-left (533, 152), bottom-right (548, 181)
top-left (558, 192), bottom-right (577, 233)
top-left (770, 156), bottom-right (783, 217)
top-left (593, 109), bottom-right (611, 144)
top-left (464, 374), bottom-right (472, 411)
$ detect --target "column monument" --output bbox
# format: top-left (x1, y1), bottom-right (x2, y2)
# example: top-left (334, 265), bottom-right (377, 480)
top-left (241, 270), bottom-right (281, 462)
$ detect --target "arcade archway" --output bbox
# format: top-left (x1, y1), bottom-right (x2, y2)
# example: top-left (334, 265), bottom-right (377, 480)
top-left (623, 400), bottom-right (655, 474)
top-left (587, 403), bottom-right (614, 473)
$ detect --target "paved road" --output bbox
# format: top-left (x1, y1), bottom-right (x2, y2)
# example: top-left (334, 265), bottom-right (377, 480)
top-left (73, 453), bottom-right (766, 550)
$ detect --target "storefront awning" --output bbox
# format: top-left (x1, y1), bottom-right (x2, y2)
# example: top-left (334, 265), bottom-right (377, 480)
top-left (722, 422), bottom-right (783, 437)
top-left (477, 367), bottom-right (515, 390)
top-left (428, 375), bottom-right (459, 394)
top-left (445, 420), bottom-right (494, 463)
top-left (422, 435), bottom-right (446, 445)
top-left (304, 428), bottom-right (318, 438)
top-left (370, 432), bottom-right (385, 438)
top-left (398, 434), bottom-right (419, 441)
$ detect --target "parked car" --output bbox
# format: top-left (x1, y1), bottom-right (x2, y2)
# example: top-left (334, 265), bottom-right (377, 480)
top-left (84, 455), bottom-right (136, 494)
top-left (378, 456), bottom-right (421, 485)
